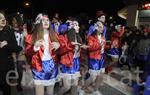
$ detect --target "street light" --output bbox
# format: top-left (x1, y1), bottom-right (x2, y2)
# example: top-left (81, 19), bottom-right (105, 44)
top-left (143, 3), bottom-right (150, 10)
top-left (24, 2), bottom-right (30, 7)
top-left (17, 12), bottom-right (20, 15)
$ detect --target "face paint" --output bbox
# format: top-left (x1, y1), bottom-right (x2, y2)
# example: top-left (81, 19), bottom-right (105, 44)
top-left (42, 16), bottom-right (50, 29)
top-left (0, 13), bottom-right (6, 28)
top-left (98, 15), bottom-right (106, 23)
top-left (73, 21), bottom-right (79, 33)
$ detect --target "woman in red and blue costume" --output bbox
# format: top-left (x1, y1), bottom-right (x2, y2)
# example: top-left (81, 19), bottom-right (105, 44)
top-left (81, 21), bottom-right (104, 95)
top-left (25, 13), bottom-right (60, 95)
top-left (107, 25), bottom-right (125, 72)
top-left (57, 20), bottom-right (87, 95)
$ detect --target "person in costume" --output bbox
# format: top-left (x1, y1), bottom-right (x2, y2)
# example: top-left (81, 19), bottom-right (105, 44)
top-left (51, 13), bottom-right (61, 33)
top-left (0, 10), bottom-right (22, 95)
top-left (25, 13), bottom-right (60, 95)
top-left (96, 10), bottom-right (107, 39)
top-left (57, 19), bottom-right (88, 95)
top-left (81, 21), bottom-right (105, 95)
top-left (107, 24), bottom-right (125, 72)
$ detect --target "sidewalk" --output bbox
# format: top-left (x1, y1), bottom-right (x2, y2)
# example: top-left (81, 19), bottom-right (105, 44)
top-left (0, 68), bottom-right (132, 95)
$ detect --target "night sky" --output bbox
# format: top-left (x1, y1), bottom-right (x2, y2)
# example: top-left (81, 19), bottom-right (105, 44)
top-left (0, 0), bottom-right (146, 27)
top-left (0, 0), bottom-right (126, 17)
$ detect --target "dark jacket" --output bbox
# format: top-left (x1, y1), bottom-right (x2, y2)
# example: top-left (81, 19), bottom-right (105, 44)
top-left (0, 26), bottom-right (22, 71)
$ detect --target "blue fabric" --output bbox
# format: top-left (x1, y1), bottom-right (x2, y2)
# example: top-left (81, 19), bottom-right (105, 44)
top-left (144, 76), bottom-right (150, 95)
top-left (108, 48), bottom-right (119, 55)
top-left (88, 25), bottom-right (95, 36)
top-left (88, 59), bottom-right (101, 70)
top-left (58, 24), bottom-right (68, 34)
top-left (32, 59), bottom-right (58, 80)
top-left (51, 23), bottom-right (55, 32)
top-left (103, 26), bottom-right (107, 39)
top-left (61, 57), bottom-right (80, 74)
top-left (137, 55), bottom-right (148, 62)
top-left (132, 83), bottom-right (141, 95)
top-left (100, 54), bottom-right (105, 68)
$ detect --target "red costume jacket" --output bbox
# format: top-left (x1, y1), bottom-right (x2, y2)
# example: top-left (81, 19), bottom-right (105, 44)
top-left (110, 27), bottom-right (125, 48)
top-left (25, 34), bottom-right (58, 72)
top-left (88, 35), bottom-right (101, 60)
top-left (58, 34), bottom-right (75, 67)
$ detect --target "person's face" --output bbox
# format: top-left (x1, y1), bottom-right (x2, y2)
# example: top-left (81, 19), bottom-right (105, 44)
top-left (96, 21), bottom-right (104, 34)
top-left (0, 13), bottom-right (6, 28)
top-left (53, 17), bottom-right (58, 23)
top-left (42, 16), bottom-right (50, 29)
top-left (98, 15), bottom-right (106, 23)
top-left (115, 25), bottom-right (121, 32)
top-left (73, 21), bottom-right (80, 33)
top-left (12, 17), bottom-right (18, 28)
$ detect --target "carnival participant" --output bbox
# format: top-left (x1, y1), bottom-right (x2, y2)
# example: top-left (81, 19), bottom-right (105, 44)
top-left (25, 13), bottom-right (60, 95)
top-left (81, 21), bottom-right (105, 95)
top-left (51, 13), bottom-right (61, 33)
top-left (57, 19), bottom-right (88, 95)
top-left (96, 10), bottom-right (107, 39)
top-left (107, 24), bottom-right (125, 73)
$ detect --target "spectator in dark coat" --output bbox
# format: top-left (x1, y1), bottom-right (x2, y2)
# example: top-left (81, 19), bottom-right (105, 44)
top-left (0, 11), bottom-right (22, 95)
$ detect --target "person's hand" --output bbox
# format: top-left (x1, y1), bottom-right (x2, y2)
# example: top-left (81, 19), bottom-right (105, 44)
top-left (71, 42), bottom-right (81, 46)
top-left (81, 44), bottom-right (89, 49)
top-left (33, 39), bottom-right (43, 51)
top-left (34, 40), bottom-right (43, 47)
top-left (51, 42), bottom-right (60, 51)
top-left (0, 40), bottom-right (8, 48)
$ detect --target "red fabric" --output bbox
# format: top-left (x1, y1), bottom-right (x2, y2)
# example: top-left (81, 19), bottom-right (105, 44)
top-left (58, 34), bottom-right (74, 67)
top-left (24, 34), bottom-right (35, 59)
top-left (88, 35), bottom-right (101, 60)
top-left (101, 35), bottom-right (107, 52)
top-left (32, 52), bottom-right (42, 72)
top-left (25, 33), bottom-right (59, 72)
top-left (110, 26), bottom-right (125, 48)
top-left (48, 33), bottom-right (59, 64)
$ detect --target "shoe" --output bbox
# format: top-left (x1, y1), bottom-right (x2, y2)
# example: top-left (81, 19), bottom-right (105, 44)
top-left (101, 68), bottom-right (105, 73)
top-left (77, 86), bottom-right (85, 95)
top-left (78, 89), bottom-right (85, 95)
top-left (92, 90), bottom-right (102, 95)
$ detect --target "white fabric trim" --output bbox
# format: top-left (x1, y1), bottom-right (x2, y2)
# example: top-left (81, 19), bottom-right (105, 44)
top-left (100, 68), bottom-right (105, 73)
top-left (89, 69), bottom-right (101, 76)
top-left (107, 53), bottom-right (119, 58)
top-left (33, 78), bottom-right (57, 86)
top-left (58, 72), bottom-right (81, 80)
top-left (42, 33), bottom-right (52, 60)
